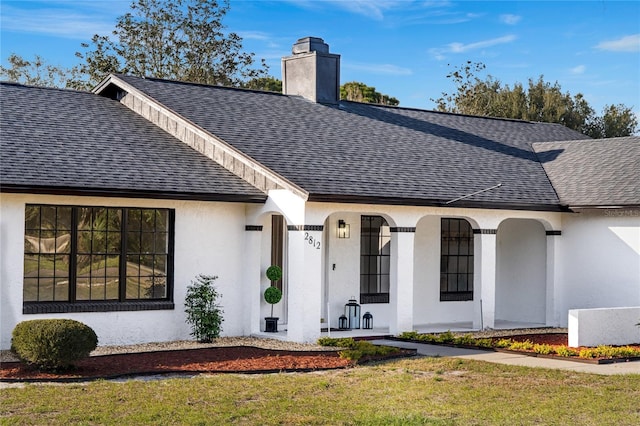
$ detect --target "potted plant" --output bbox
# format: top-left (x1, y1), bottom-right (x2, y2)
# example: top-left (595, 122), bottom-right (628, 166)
top-left (264, 265), bottom-right (283, 332)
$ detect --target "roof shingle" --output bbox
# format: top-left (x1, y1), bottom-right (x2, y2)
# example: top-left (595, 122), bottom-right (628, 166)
top-left (114, 74), bottom-right (588, 210)
top-left (533, 137), bottom-right (640, 207)
top-left (0, 82), bottom-right (266, 202)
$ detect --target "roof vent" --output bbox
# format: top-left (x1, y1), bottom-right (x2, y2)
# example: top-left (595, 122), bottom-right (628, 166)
top-left (282, 37), bottom-right (340, 104)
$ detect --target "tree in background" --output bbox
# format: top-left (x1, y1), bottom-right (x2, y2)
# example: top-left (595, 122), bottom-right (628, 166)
top-left (71, 0), bottom-right (267, 90)
top-left (240, 78), bottom-right (401, 107)
top-left (241, 76), bottom-right (282, 92)
top-left (432, 61), bottom-right (637, 138)
top-left (0, 0), bottom-right (267, 90)
top-left (340, 81), bottom-right (399, 106)
top-left (0, 54), bottom-right (76, 88)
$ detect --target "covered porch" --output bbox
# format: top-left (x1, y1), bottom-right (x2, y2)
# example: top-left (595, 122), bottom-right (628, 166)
top-left (245, 197), bottom-right (561, 343)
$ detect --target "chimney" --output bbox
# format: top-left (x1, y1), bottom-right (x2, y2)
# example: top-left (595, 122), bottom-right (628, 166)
top-left (282, 37), bottom-right (340, 104)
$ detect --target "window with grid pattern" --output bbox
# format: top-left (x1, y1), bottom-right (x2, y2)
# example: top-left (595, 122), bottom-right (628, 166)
top-left (24, 205), bottom-right (173, 307)
top-left (360, 215), bottom-right (390, 304)
top-left (440, 218), bottom-right (474, 301)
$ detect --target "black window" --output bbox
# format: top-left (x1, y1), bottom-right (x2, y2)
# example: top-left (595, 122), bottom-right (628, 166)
top-left (440, 218), bottom-right (474, 301)
top-left (23, 205), bottom-right (174, 313)
top-left (360, 215), bottom-right (390, 304)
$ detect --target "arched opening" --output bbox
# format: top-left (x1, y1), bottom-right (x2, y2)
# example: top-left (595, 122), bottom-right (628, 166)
top-left (496, 219), bottom-right (547, 326)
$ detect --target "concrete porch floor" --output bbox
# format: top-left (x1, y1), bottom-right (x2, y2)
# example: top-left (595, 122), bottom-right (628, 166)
top-left (252, 320), bottom-right (551, 342)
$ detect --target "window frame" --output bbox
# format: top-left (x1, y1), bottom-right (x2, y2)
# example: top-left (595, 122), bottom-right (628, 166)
top-left (360, 215), bottom-right (390, 304)
top-left (440, 218), bottom-right (474, 302)
top-left (23, 204), bottom-right (175, 314)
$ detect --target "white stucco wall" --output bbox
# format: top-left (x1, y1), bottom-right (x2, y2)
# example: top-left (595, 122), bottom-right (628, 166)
top-left (0, 193), bottom-right (250, 349)
top-left (557, 209), bottom-right (640, 326)
top-left (569, 307), bottom-right (640, 347)
top-left (496, 219), bottom-right (547, 324)
top-left (413, 215), bottom-right (474, 325)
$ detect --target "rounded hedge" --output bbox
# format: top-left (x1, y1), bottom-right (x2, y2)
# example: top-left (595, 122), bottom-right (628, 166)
top-left (264, 286), bottom-right (283, 305)
top-left (266, 265), bottom-right (282, 282)
top-left (11, 319), bottom-right (98, 371)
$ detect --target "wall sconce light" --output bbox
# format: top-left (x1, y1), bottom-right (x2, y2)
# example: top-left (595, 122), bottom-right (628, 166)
top-left (337, 219), bottom-right (350, 239)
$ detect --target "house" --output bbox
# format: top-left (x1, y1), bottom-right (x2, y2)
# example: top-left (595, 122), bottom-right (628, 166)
top-left (1, 37), bottom-right (638, 348)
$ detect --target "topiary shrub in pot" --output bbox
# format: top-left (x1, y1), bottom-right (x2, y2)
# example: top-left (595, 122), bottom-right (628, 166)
top-left (264, 265), bottom-right (283, 332)
top-left (184, 274), bottom-right (224, 343)
top-left (11, 319), bottom-right (98, 372)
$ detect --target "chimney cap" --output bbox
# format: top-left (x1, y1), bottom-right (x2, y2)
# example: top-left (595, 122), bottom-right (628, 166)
top-left (292, 37), bottom-right (329, 54)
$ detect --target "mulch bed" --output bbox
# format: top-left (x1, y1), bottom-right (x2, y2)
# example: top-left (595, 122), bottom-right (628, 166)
top-left (0, 346), bottom-right (415, 382)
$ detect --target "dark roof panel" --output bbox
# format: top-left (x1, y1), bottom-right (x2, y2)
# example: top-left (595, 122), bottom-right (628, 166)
top-left (533, 137), bottom-right (640, 207)
top-left (0, 82), bottom-right (266, 202)
top-left (116, 75), bottom-right (588, 209)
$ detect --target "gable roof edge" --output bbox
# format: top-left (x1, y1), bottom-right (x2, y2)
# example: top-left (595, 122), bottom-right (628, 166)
top-left (93, 74), bottom-right (309, 200)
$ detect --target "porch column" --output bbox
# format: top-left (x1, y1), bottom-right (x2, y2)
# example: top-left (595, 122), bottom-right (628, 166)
top-left (390, 227), bottom-right (415, 335)
top-left (243, 225), bottom-right (263, 335)
top-left (475, 230), bottom-right (497, 329)
top-left (545, 230), bottom-right (561, 326)
top-left (286, 225), bottom-right (323, 342)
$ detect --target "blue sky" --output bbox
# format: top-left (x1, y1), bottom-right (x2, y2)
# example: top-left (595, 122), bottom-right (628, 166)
top-left (2, 1), bottom-right (639, 117)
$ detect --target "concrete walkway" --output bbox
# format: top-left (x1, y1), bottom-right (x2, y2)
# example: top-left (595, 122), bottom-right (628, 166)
top-left (372, 339), bottom-right (640, 376)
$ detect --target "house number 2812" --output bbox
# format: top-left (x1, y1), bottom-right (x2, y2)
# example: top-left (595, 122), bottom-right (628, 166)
top-left (304, 232), bottom-right (321, 250)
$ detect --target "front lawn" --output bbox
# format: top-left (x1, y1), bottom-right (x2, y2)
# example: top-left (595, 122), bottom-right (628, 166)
top-left (2, 357), bottom-right (639, 425)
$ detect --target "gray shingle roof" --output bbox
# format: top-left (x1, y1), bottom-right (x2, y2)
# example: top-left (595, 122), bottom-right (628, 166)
top-left (0, 82), bottom-right (266, 202)
top-left (113, 75), bottom-right (588, 210)
top-left (533, 137), bottom-right (640, 207)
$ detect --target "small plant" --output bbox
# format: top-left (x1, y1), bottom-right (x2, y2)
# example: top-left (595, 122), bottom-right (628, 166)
top-left (318, 337), bottom-right (401, 362)
top-left (508, 340), bottom-right (534, 351)
top-left (437, 330), bottom-right (456, 344)
top-left (556, 346), bottom-right (579, 357)
top-left (264, 265), bottom-right (283, 318)
top-left (11, 319), bottom-right (97, 371)
top-left (533, 344), bottom-right (554, 355)
top-left (494, 338), bottom-right (513, 348)
top-left (266, 265), bottom-right (283, 282)
top-left (264, 286), bottom-right (283, 317)
top-left (184, 274), bottom-right (224, 343)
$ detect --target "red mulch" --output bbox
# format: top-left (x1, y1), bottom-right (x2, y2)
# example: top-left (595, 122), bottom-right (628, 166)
top-left (0, 347), bottom-right (355, 382)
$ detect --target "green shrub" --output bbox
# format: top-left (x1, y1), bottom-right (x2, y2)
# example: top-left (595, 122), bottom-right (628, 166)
top-left (318, 338), bottom-right (401, 361)
top-left (184, 274), bottom-right (224, 343)
top-left (453, 334), bottom-right (475, 346)
top-left (317, 337), bottom-right (356, 348)
top-left (437, 330), bottom-right (456, 344)
top-left (474, 338), bottom-right (494, 348)
top-left (11, 319), bottom-right (97, 371)
top-left (398, 331), bottom-right (419, 340)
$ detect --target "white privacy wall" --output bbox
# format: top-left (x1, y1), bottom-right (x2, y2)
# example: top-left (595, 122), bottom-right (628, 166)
top-left (557, 209), bottom-right (640, 326)
top-left (0, 193), bottom-right (249, 349)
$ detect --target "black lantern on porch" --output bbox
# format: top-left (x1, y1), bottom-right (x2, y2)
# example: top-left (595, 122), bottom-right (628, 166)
top-left (362, 312), bottom-right (373, 329)
top-left (338, 315), bottom-right (348, 330)
top-left (345, 298), bottom-right (361, 329)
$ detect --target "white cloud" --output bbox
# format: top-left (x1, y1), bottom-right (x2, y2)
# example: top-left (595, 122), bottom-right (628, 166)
top-left (447, 35), bottom-right (517, 53)
top-left (429, 35), bottom-right (517, 60)
top-left (0, 5), bottom-right (116, 39)
top-left (344, 62), bottom-right (413, 76)
top-left (595, 34), bottom-right (640, 52)
top-left (500, 14), bottom-right (522, 25)
top-left (570, 65), bottom-right (586, 75)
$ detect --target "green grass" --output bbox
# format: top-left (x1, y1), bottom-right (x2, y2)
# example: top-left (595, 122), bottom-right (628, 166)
top-left (2, 357), bottom-right (639, 425)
